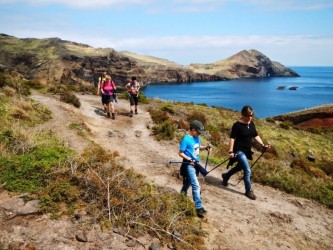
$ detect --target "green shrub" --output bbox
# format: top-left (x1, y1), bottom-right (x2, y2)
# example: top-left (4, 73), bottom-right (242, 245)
top-left (23, 79), bottom-right (44, 90)
top-left (178, 119), bottom-right (189, 130)
top-left (149, 109), bottom-right (170, 124)
top-left (187, 110), bottom-right (207, 126)
top-left (0, 73), bottom-right (15, 88)
top-left (0, 133), bottom-right (74, 192)
top-left (161, 105), bottom-right (175, 114)
top-left (280, 121), bottom-right (293, 130)
top-left (318, 160), bottom-right (333, 176)
top-left (152, 120), bottom-right (177, 140)
top-left (60, 92), bottom-right (81, 108)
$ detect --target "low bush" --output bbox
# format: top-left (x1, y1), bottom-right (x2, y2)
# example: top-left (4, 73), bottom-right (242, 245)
top-left (152, 120), bottom-right (177, 140)
top-left (60, 92), bottom-right (81, 108)
top-left (148, 109), bottom-right (170, 124)
top-left (280, 121), bottom-right (293, 130)
top-left (187, 110), bottom-right (207, 126)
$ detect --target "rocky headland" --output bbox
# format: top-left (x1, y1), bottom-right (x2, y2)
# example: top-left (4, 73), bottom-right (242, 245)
top-left (0, 33), bottom-right (299, 87)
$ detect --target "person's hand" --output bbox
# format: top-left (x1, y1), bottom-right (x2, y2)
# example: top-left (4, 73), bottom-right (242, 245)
top-left (189, 159), bottom-right (196, 165)
top-left (262, 144), bottom-right (271, 151)
top-left (228, 151), bottom-right (236, 158)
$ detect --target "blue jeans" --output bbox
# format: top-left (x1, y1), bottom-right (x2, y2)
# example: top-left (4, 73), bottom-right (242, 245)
top-left (236, 151), bottom-right (252, 191)
top-left (180, 164), bottom-right (203, 209)
top-left (224, 151), bottom-right (252, 191)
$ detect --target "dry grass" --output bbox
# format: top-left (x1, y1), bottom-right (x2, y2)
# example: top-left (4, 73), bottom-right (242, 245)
top-left (148, 99), bottom-right (333, 208)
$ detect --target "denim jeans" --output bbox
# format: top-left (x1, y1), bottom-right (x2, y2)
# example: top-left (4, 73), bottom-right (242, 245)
top-left (224, 151), bottom-right (252, 191)
top-left (181, 164), bottom-right (203, 209)
top-left (236, 151), bottom-right (252, 191)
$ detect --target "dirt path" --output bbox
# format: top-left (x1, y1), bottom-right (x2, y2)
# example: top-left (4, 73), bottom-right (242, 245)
top-left (31, 93), bottom-right (333, 250)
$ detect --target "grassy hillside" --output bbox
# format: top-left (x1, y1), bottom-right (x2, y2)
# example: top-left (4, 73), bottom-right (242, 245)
top-left (0, 73), bottom-right (206, 249)
top-left (147, 100), bottom-right (333, 208)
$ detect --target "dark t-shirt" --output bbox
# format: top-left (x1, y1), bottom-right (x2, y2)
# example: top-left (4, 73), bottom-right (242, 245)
top-left (230, 121), bottom-right (258, 156)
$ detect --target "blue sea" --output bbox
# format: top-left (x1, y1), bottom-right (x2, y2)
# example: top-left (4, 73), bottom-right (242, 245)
top-left (142, 67), bottom-right (333, 118)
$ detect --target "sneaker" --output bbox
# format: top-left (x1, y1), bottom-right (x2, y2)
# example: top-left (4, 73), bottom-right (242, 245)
top-left (222, 173), bottom-right (229, 186)
top-left (245, 190), bottom-right (256, 200)
top-left (196, 207), bottom-right (207, 218)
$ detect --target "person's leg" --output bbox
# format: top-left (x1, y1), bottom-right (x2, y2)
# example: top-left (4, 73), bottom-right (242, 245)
top-left (180, 170), bottom-right (190, 196)
top-left (236, 151), bottom-right (252, 191)
top-left (236, 151), bottom-right (256, 199)
top-left (134, 96), bottom-right (139, 114)
top-left (110, 98), bottom-right (115, 119)
top-left (186, 165), bottom-right (203, 209)
top-left (101, 95), bottom-right (106, 112)
top-left (106, 101), bottom-right (111, 117)
top-left (222, 161), bottom-right (242, 186)
top-left (129, 95), bottom-right (135, 116)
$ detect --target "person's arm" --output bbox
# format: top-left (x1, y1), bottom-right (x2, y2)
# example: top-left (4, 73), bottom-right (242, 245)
top-left (199, 144), bottom-right (211, 153)
top-left (100, 82), bottom-right (105, 95)
top-left (97, 78), bottom-right (101, 95)
top-left (179, 150), bottom-right (195, 165)
top-left (254, 135), bottom-right (270, 150)
top-left (228, 138), bottom-right (235, 157)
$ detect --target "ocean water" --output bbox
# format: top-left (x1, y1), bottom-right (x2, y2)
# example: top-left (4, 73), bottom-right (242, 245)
top-left (142, 67), bottom-right (333, 118)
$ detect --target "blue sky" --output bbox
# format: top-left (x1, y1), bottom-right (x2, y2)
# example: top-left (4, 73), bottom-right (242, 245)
top-left (0, 0), bottom-right (333, 66)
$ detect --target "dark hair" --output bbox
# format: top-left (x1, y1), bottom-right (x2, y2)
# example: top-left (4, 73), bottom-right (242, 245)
top-left (131, 77), bottom-right (136, 81)
top-left (241, 105), bottom-right (254, 116)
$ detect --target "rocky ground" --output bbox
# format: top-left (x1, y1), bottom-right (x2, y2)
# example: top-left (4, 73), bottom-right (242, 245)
top-left (1, 93), bottom-right (332, 250)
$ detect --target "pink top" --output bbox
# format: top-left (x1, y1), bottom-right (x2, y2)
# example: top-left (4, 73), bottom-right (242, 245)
top-left (101, 81), bottom-right (116, 96)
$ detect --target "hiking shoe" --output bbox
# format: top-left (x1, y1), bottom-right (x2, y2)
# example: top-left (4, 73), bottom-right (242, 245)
top-left (222, 173), bottom-right (229, 186)
top-left (107, 112), bottom-right (110, 118)
top-left (130, 110), bottom-right (133, 117)
top-left (103, 107), bottom-right (107, 113)
top-left (135, 110), bottom-right (138, 114)
top-left (112, 113), bottom-right (115, 120)
top-left (196, 207), bottom-right (207, 218)
top-left (245, 190), bottom-right (256, 200)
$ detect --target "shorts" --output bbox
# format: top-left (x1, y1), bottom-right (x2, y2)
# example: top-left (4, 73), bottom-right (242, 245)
top-left (129, 93), bottom-right (139, 106)
top-left (102, 95), bottom-right (115, 104)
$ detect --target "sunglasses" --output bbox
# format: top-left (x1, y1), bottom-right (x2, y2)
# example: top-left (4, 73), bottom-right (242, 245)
top-left (245, 114), bottom-right (254, 117)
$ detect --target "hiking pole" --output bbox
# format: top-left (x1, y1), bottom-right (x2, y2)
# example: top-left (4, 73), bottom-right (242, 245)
top-left (204, 144), bottom-right (211, 170)
top-left (236, 149), bottom-right (267, 185)
top-left (206, 158), bottom-right (230, 175)
top-left (169, 161), bottom-right (184, 164)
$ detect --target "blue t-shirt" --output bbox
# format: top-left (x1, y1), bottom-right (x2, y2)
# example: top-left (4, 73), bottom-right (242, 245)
top-left (179, 134), bottom-right (201, 161)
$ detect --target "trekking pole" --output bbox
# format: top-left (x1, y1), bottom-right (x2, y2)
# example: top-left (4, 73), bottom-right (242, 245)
top-left (206, 158), bottom-right (230, 175)
top-left (204, 144), bottom-right (211, 170)
top-left (169, 160), bottom-right (184, 164)
top-left (236, 149), bottom-right (267, 185)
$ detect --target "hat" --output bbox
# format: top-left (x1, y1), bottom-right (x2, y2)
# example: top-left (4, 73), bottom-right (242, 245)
top-left (190, 120), bottom-right (205, 134)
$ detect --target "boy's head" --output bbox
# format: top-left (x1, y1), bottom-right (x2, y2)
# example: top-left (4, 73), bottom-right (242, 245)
top-left (190, 120), bottom-right (205, 135)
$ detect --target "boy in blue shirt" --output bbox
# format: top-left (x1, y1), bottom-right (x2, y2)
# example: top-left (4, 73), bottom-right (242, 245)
top-left (179, 120), bottom-right (211, 218)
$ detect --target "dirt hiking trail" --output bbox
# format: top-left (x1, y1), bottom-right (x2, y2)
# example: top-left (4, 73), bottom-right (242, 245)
top-left (17, 93), bottom-right (333, 249)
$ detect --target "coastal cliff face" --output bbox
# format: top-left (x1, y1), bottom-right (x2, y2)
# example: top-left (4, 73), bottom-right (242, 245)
top-left (0, 34), bottom-right (298, 86)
